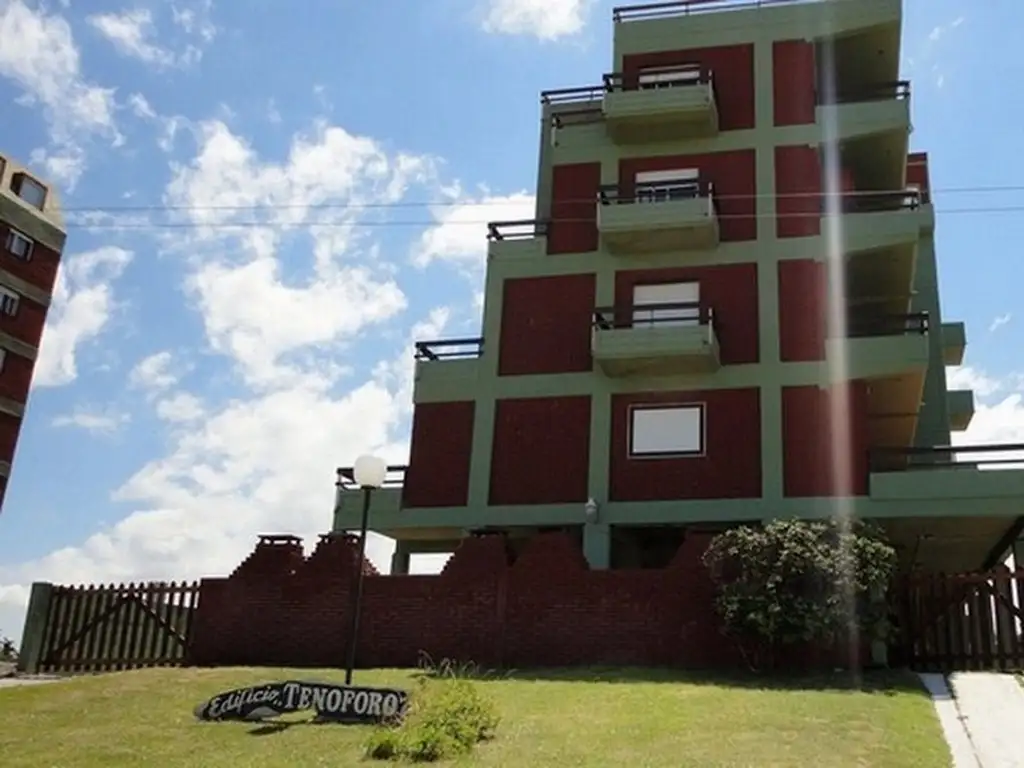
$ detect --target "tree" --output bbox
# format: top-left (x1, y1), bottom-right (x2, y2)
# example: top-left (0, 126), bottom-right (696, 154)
top-left (702, 519), bottom-right (897, 669)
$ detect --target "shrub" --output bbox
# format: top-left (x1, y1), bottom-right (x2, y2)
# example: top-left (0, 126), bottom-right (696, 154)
top-left (702, 519), bottom-right (897, 669)
top-left (364, 658), bottom-right (500, 763)
top-left (0, 632), bottom-right (16, 663)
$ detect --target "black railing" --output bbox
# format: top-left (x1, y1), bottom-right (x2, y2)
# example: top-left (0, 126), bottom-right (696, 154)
top-left (613, 0), bottom-right (820, 22)
top-left (845, 311), bottom-right (929, 339)
top-left (603, 64), bottom-right (713, 92)
top-left (870, 444), bottom-right (1024, 473)
top-left (593, 301), bottom-right (714, 330)
top-left (831, 189), bottom-right (922, 214)
top-left (414, 337), bottom-right (483, 361)
top-left (826, 80), bottom-right (911, 105)
top-left (336, 465), bottom-right (407, 491)
top-left (487, 219), bottom-right (549, 242)
top-left (540, 84), bottom-right (606, 105)
top-left (599, 179), bottom-right (715, 205)
top-left (551, 107), bottom-right (605, 129)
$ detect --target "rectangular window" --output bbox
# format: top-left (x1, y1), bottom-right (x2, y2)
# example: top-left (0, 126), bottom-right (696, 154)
top-left (635, 168), bottom-right (701, 203)
top-left (12, 173), bottom-right (46, 210)
top-left (638, 65), bottom-right (702, 90)
top-left (5, 229), bottom-right (32, 260)
top-left (629, 404), bottom-right (705, 458)
top-left (0, 287), bottom-right (19, 317)
top-left (632, 281), bottom-right (700, 327)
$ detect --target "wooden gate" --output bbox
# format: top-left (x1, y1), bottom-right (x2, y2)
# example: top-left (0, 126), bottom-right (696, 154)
top-left (897, 568), bottom-right (1024, 671)
top-left (37, 581), bottom-right (200, 673)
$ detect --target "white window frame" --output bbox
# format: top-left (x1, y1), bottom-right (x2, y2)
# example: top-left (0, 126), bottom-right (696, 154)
top-left (629, 403), bottom-right (706, 458)
top-left (6, 229), bottom-right (32, 260)
top-left (638, 66), bottom-right (702, 90)
top-left (632, 281), bottom-right (701, 328)
top-left (13, 174), bottom-right (46, 210)
top-left (0, 287), bottom-right (19, 317)
top-left (635, 167), bottom-right (701, 204)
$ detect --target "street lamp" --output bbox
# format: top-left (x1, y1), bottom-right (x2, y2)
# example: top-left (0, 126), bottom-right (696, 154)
top-left (344, 454), bottom-right (388, 686)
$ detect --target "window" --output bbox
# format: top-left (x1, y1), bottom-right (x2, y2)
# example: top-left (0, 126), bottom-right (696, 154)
top-left (635, 168), bottom-right (701, 203)
top-left (629, 404), bottom-right (705, 458)
top-left (5, 229), bottom-right (32, 260)
top-left (0, 287), bottom-right (19, 317)
top-left (638, 65), bottom-right (702, 90)
top-left (12, 173), bottom-right (46, 210)
top-left (632, 281), bottom-right (700, 327)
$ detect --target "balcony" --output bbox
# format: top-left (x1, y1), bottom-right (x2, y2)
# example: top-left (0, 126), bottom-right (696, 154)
top-left (830, 310), bottom-right (930, 377)
top-left (831, 189), bottom-right (926, 281)
top-left (942, 321), bottom-right (966, 366)
top-left (591, 301), bottom-right (719, 377)
top-left (597, 180), bottom-right (719, 255)
top-left (334, 464), bottom-right (406, 533)
top-left (602, 65), bottom-right (718, 144)
top-left (486, 219), bottom-right (549, 260)
top-left (948, 389), bottom-right (975, 432)
top-left (818, 82), bottom-right (910, 163)
top-left (412, 337), bottom-right (483, 402)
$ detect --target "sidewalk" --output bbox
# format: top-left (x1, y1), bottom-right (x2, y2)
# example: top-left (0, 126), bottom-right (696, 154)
top-left (947, 672), bottom-right (1024, 768)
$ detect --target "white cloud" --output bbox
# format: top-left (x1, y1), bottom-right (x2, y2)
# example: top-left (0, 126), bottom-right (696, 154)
top-left (34, 247), bottom-right (133, 388)
top-left (989, 313), bottom-right (1012, 333)
top-left (413, 189), bottom-right (535, 269)
top-left (52, 406), bottom-right (130, 435)
top-left (482, 0), bottom-right (594, 40)
top-left (0, 0), bottom-right (120, 186)
top-left (129, 351), bottom-right (180, 391)
top-left (88, 9), bottom-right (184, 68)
top-left (948, 366), bottom-right (1024, 471)
top-left (155, 392), bottom-right (204, 423)
top-left (904, 15), bottom-right (966, 90)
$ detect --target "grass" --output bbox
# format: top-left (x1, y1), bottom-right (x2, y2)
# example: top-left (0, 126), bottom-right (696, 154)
top-left (0, 666), bottom-right (950, 767)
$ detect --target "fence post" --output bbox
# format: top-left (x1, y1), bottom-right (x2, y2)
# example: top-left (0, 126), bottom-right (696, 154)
top-left (17, 582), bottom-right (54, 674)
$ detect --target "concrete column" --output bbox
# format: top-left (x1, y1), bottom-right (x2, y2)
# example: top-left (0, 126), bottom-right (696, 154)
top-left (583, 522), bottom-right (611, 570)
top-left (390, 542), bottom-right (411, 576)
top-left (17, 581), bottom-right (53, 673)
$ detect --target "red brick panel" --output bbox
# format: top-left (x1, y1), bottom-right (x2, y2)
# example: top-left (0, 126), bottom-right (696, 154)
top-left (0, 227), bottom-right (61, 296)
top-left (609, 388), bottom-right (762, 502)
top-left (489, 396), bottom-right (591, 505)
top-left (498, 274), bottom-right (595, 376)
top-left (775, 145), bottom-right (821, 238)
top-left (0, 293), bottom-right (47, 349)
top-left (781, 382), bottom-right (870, 497)
top-left (614, 263), bottom-right (759, 365)
top-left (402, 401), bottom-right (474, 508)
top-left (622, 44), bottom-right (755, 131)
top-left (907, 151), bottom-right (931, 203)
top-left (548, 163), bottom-right (601, 254)
top-left (619, 150), bottom-right (757, 242)
top-left (773, 41), bottom-right (817, 126)
top-left (0, 411), bottom-right (21, 464)
top-left (0, 353), bottom-right (33, 404)
top-left (778, 259), bottom-right (826, 362)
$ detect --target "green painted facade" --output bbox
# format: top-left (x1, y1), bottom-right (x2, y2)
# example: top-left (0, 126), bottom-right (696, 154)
top-left (335, 0), bottom-right (1023, 573)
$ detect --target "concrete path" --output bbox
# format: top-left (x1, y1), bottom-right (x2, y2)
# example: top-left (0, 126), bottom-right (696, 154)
top-left (946, 672), bottom-right (1024, 768)
top-left (0, 676), bottom-right (62, 689)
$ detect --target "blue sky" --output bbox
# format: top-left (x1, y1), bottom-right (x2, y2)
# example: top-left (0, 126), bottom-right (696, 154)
top-left (0, 0), bottom-right (1021, 642)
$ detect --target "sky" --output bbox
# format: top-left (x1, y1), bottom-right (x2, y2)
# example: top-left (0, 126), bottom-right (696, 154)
top-left (0, 0), bottom-right (1022, 644)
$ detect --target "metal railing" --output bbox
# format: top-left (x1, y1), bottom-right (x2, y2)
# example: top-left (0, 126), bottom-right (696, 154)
top-left (414, 337), bottom-right (484, 362)
top-left (551, 107), bottom-right (605, 129)
top-left (831, 188), bottom-right (922, 214)
top-left (845, 311), bottom-right (929, 339)
top-left (603, 64), bottom-right (713, 91)
top-left (613, 0), bottom-right (833, 22)
top-left (598, 179), bottom-right (716, 206)
top-left (870, 444), bottom-right (1024, 473)
top-left (335, 465), bottom-right (407, 491)
top-left (487, 219), bottom-right (549, 242)
top-left (593, 301), bottom-right (714, 330)
top-left (540, 84), bottom-right (606, 106)
top-left (826, 80), bottom-right (911, 105)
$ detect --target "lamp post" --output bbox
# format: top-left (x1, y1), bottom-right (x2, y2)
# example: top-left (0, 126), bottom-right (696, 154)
top-left (344, 453), bottom-right (387, 686)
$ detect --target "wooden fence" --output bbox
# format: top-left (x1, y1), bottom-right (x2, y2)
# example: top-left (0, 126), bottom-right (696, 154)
top-left (897, 569), bottom-right (1024, 671)
top-left (34, 581), bottom-right (200, 673)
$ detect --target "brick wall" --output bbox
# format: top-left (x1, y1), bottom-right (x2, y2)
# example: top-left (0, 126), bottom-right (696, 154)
top-left (188, 531), bottom-right (862, 671)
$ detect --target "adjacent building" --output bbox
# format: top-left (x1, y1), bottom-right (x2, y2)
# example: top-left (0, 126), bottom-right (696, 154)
top-left (336, 0), bottom-right (1021, 576)
top-left (0, 154), bottom-right (66, 508)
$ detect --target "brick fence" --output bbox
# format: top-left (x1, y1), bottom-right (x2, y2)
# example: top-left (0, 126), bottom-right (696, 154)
top-left (188, 530), bottom-right (861, 670)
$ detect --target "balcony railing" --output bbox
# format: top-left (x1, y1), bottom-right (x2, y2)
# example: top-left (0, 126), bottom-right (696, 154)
top-left (845, 311), bottom-right (929, 339)
top-left (824, 80), bottom-right (911, 105)
top-left (603, 64), bottom-right (713, 91)
top-left (831, 189), bottom-right (922, 214)
top-left (336, 465), bottom-right (407, 491)
top-left (870, 444), bottom-right (1024, 473)
top-left (594, 301), bottom-right (714, 330)
top-left (487, 219), bottom-right (549, 242)
top-left (540, 85), bottom-right (605, 106)
top-left (613, 0), bottom-right (823, 22)
top-left (414, 337), bottom-right (484, 361)
top-left (599, 179), bottom-right (716, 207)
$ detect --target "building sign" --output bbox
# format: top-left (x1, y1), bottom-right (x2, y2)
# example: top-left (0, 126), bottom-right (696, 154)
top-left (194, 680), bottom-right (409, 724)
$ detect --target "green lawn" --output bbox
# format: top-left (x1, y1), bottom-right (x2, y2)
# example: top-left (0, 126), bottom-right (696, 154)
top-left (0, 666), bottom-right (950, 767)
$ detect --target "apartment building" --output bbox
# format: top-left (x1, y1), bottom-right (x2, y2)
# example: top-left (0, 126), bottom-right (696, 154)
top-left (336, 0), bottom-right (1022, 576)
top-left (0, 154), bottom-right (66, 508)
